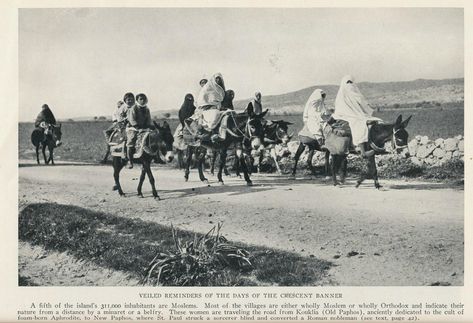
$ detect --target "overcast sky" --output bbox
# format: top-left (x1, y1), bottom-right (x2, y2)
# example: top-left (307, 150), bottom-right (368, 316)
top-left (19, 7), bottom-right (463, 121)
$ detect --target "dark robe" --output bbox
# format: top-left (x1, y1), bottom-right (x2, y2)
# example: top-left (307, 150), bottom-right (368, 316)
top-left (179, 94), bottom-right (196, 127)
top-left (246, 99), bottom-right (262, 116)
top-left (221, 90), bottom-right (235, 110)
top-left (35, 106), bottom-right (57, 128)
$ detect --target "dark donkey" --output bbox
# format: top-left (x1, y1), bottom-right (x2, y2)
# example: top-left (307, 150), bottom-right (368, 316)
top-left (112, 121), bottom-right (174, 199)
top-left (257, 120), bottom-right (294, 174)
top-left (350, 115), bottom-right (412, 189)
top-left (184, 110), bottom-right (267, 186)
top-left (31, 123), bottom-right (62, 165)
top-left (290, 134), bottom-right (330, 179)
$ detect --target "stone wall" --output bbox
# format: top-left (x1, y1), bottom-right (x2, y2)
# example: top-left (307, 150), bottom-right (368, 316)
top-left (274, 135), bottom-right (464, 169)
top-left (407, 135), bottom-right (464, 166)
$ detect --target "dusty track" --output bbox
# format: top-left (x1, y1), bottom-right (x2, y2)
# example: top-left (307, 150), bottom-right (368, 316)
top-left (18, 160), bottom-right (464, 286)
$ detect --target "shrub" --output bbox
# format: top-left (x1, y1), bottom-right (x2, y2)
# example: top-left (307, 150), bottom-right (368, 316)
top-left (378, 157), bottom-right (425, 178)
top-left (423, 159), bottom-right (464, 180)
top-left (144, 224), bottom-right (253, 286)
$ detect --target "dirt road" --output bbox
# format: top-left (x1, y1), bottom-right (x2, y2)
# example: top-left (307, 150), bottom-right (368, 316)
top-left (18, 160), bottom-right (464, 286)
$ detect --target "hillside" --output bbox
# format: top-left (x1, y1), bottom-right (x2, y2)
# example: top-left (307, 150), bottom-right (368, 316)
top-left (233, 78), bottom-right (464, 114)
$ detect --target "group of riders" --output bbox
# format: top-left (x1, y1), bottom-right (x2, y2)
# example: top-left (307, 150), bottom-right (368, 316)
top-left (34, 73), bottom-right (381, 170)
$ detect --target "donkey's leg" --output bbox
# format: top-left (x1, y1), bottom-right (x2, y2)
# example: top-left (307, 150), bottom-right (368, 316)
top-left (35, 145), bottom-right (40, 164)
top-left (233, 148), bottom-right (241, 178)
top-left (331, 155), bottom-right (341, 186)
top-left (49, 146), bottom-right (55, 165)
top-left (210, 150), bottom-right (216, 176)
top-left (42, 145), bottom-right (48, 164)
top-left (369, 155), bottom-right (381, 189)
top-left (355, 157), bottom-right (368, 188)
top-left (291, 143), bottom-right (306, 177)
top-left (324, 151), bottom-right (331, 178)
top-left (270, 147), bottom-right (282, 175)
top-left (113, 157), bottom-right (125, 196)
top-left (239, 152), bottom-right (253, 186)
top-left (137, 162), bottom-right (147, 197)
top-left (306, 147), bottom-right (315, 176)
top-left (340, 155), bottom-right (348, 184)
top-left (184, 146), bottom-right (193, 181)
top-left (197, 148), bottom-right (208, 183)
top-left (217, 148), bottom-right (227, 184)
top-left (257, 150), bottom-right (264, 173)
top-left (144, 159), bottom-right (159, 199)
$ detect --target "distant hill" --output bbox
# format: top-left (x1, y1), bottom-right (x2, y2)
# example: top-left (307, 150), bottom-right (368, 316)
top-left (233, 78), bottom-right (464, 114)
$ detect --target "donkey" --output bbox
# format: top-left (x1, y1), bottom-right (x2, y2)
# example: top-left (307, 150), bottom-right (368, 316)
top-left (31, 123), bottom-right (62, 165)
top-left (184, 110), bottom-right (267, 186)
top-left (350, 115), bottom-right (412, 189)
top-left (111, 121), bottom-right (174, 199)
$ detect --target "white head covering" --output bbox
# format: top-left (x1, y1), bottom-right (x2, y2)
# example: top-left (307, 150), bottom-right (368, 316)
top-left (333, 75), bottom-right (374, 120)
top-left (303, 89), bottom-right (326, 122)
top-left (196, 73), bottom-right (226, 108)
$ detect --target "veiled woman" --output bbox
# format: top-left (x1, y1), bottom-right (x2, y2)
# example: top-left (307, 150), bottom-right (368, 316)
top-left (332, 75), bottom-right (380, 157)
top-left (299, 89), bottom-right (331, 146)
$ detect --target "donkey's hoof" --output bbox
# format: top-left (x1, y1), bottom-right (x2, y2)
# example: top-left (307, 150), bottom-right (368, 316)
top-left (376, 185), bottom-right (383, 190)
top-left (218, 181), bottom-right (224, 186)
top-left (333, 181), bottom-right (339, 186)
top-left (202, 179), bottom-right (209, 184)
top-left (112, 185), bottom-right (118, 191)
top-left (154, 195), bottom-right (161, 200)
top-left (119, 192), bottom-right (125, 197)
top-left (246, 181), bottom-right (253, 187)
top-left (138, 193), bottom-right (144, 198)
top-left (355, 182), bottom-right (361, 188)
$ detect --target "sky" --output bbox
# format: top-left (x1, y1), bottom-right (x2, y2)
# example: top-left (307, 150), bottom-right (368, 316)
top-left (19, 7), bottom-right (463, 121)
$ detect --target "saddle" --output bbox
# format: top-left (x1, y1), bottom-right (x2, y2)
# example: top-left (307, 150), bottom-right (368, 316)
top-left (109, 129), bottom-right (157, 159)
top-left (183, 110), bottom-right (234, 146)
top-left (109, 128), bottom-right (127, 158)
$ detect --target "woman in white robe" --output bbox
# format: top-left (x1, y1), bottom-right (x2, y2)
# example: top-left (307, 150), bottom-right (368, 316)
top-left (299, 89), bottom-right (331, 145)
top-left (332, 75), bottom-right (380, 157)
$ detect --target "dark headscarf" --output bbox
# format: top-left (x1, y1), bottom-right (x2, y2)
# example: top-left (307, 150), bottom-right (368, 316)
top-left (123, 92), bottom-right (134, 102)
top-left (35, 104), bottom-right (57, 127)
top-left (221, 90), bottom-right (235, 110)
top-left (178, 93), bottom-right (196, 127)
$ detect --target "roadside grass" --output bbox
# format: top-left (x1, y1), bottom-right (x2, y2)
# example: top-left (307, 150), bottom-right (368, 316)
top-left (19, 203), bottom-right (332, 286)
top-left (348, 156), bottom-right (464, 183)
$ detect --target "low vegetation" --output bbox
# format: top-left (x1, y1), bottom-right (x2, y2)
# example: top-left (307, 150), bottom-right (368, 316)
top-left (19, 203), bottom-right (331, 286)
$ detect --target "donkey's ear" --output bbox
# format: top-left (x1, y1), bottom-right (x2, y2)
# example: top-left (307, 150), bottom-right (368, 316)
top-left (260, 109), bottom-right (269, 118)
top-left (162, 120), bottom-right (169, 128)
top-left (395, 115), bottom-right (403, 127)
top-left (153, 120), bottom-right (161, 128)
top-left (401, 115), bottom-right (412, 128)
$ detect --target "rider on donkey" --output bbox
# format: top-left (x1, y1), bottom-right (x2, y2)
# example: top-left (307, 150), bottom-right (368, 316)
top-left (35, 104), bottom-right (61, 146)
top-left (101, 99), bottom-right (127, 163)
top-left (189, 72), bottom-right (228, 143)
top-left (332, 75), bottom-right (381, 158)
top-left (126, 93), bottom-right (154, 169)
top-left (298, 89), bottom-right (333, 148)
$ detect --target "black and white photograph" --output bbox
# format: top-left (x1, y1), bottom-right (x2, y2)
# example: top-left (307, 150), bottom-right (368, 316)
top-left (15, 5), bottom-right (465, 291)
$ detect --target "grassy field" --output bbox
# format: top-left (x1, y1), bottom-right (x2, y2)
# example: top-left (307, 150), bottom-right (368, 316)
top-left (18, 106), bottom-right (463, 163)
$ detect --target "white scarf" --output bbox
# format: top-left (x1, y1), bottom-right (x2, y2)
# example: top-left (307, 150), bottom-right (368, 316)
top-left (196, 73), bottom-right (225, 108)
